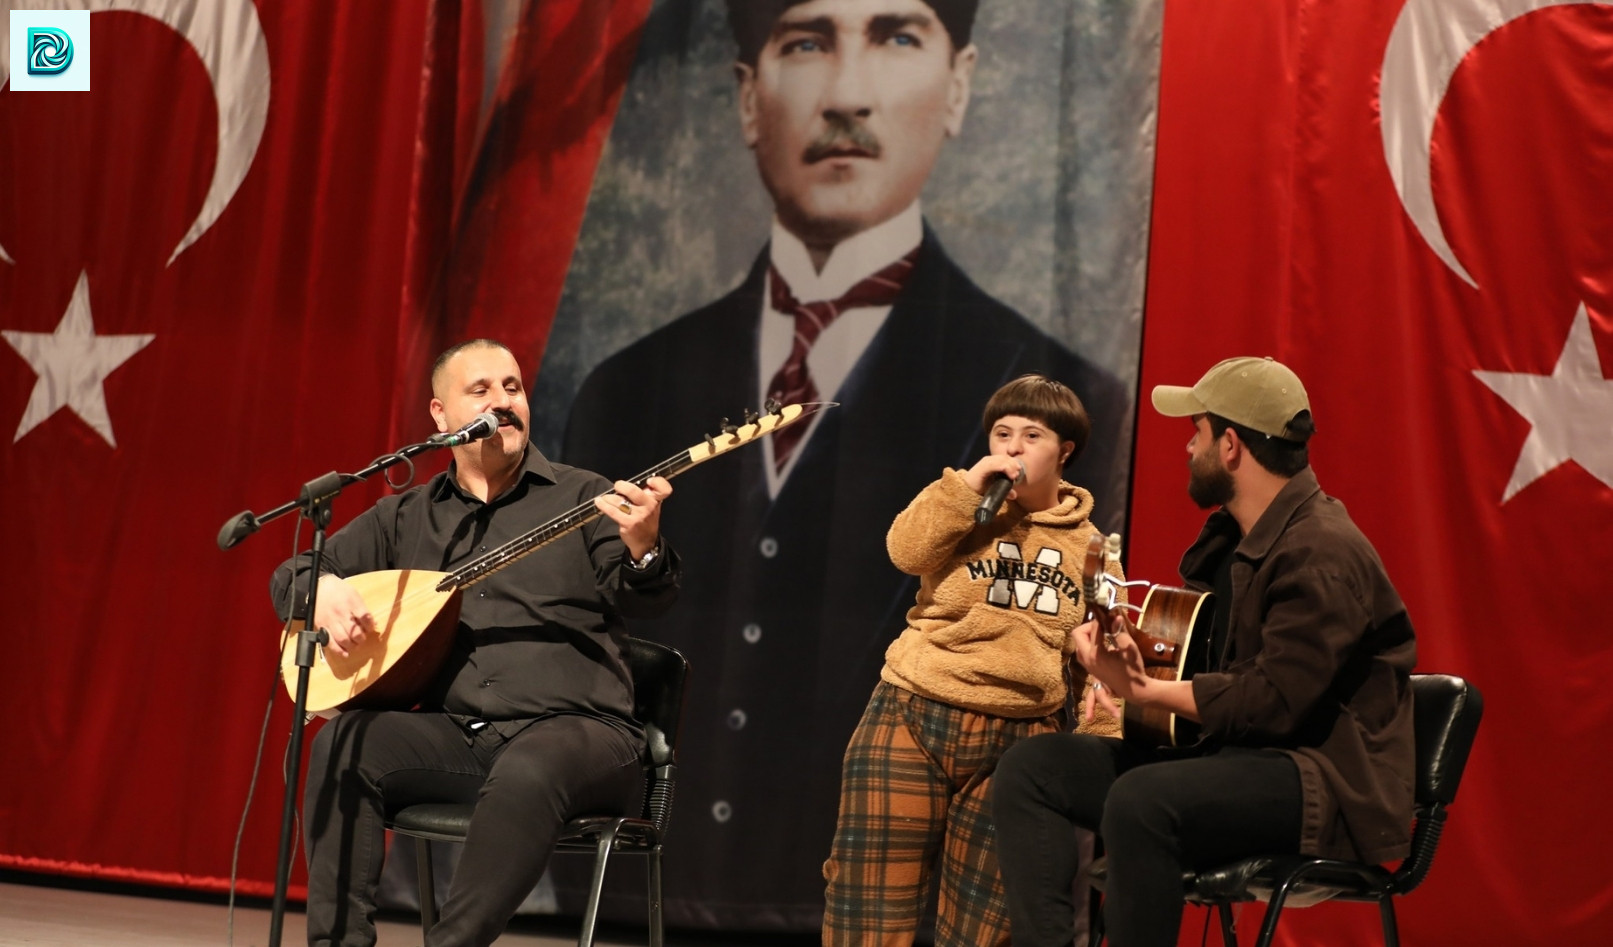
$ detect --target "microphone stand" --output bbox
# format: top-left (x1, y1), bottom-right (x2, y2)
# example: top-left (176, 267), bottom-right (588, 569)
top-left (217, 438), bottom-right (449, 947)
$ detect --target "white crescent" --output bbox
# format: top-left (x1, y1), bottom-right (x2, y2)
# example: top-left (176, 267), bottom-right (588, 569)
top-left (0, 0), bottom-right (271, 266)
top-left (1381, 0), bottom-right (1612, 288)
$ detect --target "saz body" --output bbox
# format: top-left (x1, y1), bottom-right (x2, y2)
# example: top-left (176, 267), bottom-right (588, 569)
top-left (279, 403), bottom-right (815, 716)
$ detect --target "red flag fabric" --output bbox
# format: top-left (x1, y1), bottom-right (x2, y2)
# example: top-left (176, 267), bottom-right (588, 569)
top-left (0, 0), bottom-right (652, 900)
top-left (1136, 1), bottom-right (1613, 943)
top-left (0, 0), bottom-right (439, 896)
top-left (391, 0), bottom-right (652, 437)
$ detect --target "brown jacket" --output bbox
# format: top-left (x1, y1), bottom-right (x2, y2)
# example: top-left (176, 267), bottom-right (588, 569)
top-left (1185, 467), bottom-right (1417, 864)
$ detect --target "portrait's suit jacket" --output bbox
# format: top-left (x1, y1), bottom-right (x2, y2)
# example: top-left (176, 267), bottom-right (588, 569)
top-left (559, 227), bottom-right (1130, 926)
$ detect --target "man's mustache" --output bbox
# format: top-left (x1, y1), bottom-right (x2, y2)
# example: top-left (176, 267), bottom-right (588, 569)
top-left (803, 116), bottom-right (882, 163)
top-left (493, 409), bottom-right (524, 431)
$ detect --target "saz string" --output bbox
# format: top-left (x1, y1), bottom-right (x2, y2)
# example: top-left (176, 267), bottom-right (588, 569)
top-left (311, 405), bottom-right (815, 639)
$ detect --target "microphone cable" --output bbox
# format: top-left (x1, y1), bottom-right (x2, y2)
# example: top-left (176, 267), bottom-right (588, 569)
top-left (224, 436), bottom-right (433, 943)
top-left (227, 513), bottom-right (307, 946)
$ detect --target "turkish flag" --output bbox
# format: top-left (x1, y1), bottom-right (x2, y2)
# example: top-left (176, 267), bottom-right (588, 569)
top-left (0, 0), bottom-right (439, 895)
top-left (0, 0), bottom-right (653, 901)
top-left (1135, 1), bottom-right (1613, 944)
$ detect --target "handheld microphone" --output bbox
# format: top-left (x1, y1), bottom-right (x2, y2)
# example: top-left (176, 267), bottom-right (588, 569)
top-left (429, 411), bottom-right (500, 447)
top-left (975, 460), bottom-right (1027, 525)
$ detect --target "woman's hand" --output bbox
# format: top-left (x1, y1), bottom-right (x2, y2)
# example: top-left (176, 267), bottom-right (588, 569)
top-left (962, 455), bottom-right (1026, 497)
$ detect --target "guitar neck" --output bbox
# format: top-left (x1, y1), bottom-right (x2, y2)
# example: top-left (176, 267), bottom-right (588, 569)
top-left (438, 403), bottom-right (813, 592)
top-left (1079, 533), bottom-right (1188, 669)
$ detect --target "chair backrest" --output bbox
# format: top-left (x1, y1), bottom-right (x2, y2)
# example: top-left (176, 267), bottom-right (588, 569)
top-left (626, 636), bottom-right (689, 767)
top-left (1391, 673), bottom-right (1482, 894)
top-left (625, 636), bottom-right (688, 832)
top-left (1409, 673), bottom-right (1483, 807)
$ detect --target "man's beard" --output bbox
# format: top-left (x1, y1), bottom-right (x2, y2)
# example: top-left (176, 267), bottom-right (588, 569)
top-left (1187, 452), bottom-right (1234, 509)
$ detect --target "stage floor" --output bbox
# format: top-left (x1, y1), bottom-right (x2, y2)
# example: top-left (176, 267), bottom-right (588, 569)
top-left (0, 879), bottom-right (640, 947)
top-left (0, 877), bottom-right (826, 946)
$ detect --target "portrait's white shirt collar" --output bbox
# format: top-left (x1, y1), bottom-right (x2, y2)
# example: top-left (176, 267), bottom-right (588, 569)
top-left (757, 203), bottom-right (923, 496)
top-left (768, 201), bottom-right (923, 300)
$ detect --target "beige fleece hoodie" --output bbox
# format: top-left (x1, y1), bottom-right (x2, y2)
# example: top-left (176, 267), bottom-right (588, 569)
top-left (880, 469), bottom-right (1124, 730)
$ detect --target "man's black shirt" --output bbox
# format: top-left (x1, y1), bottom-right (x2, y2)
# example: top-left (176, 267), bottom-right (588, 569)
top-left (270, 446), bottom-right (680, 740)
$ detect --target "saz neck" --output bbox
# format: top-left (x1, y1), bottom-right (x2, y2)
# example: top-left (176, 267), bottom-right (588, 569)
top-left (434, 402), bottom-right (813, 593)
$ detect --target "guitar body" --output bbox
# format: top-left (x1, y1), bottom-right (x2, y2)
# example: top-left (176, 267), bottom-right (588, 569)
top-left (280, 569), bottom-right (462, 716)
top-left (1121, 585), bottom-right (1214, 748)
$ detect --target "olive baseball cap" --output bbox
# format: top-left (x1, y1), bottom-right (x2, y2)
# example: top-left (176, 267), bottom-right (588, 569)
top-left (1151, 356), bottom-right (1312, 441)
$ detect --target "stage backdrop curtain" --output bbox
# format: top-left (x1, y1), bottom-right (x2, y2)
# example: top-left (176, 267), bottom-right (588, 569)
top-left (0, 0), bottom-right (644, 899)
top-left (520, 0), bottom-right (1160, 929)
top-left (6, 2), bottom-right (1609, 945)
top-left (1134, 1), bottom-right (1613, 945)
top-left (5, 0), bottom-right (1160, 930)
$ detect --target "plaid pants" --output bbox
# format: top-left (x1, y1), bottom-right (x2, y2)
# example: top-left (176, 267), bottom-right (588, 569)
top-left (823, 681), bottom-right (1061, 947)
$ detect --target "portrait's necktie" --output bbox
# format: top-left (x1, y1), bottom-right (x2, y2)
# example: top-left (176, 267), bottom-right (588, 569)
top-left (765, 249), bottom-right (919, 472)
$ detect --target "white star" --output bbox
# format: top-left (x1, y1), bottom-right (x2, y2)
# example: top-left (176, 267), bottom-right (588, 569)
top-left (2, 272), bottom-right (154, 448)
top-left (1474, 302), bottom-right (1613, 503)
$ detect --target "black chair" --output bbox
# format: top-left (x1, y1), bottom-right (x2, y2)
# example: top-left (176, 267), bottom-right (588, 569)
top-left (1088, 673), bottom-right (1483, 947)
top-left (386, 637), bottom-right (689, 947)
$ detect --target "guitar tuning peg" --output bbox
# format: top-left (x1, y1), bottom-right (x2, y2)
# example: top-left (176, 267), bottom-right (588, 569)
top-left (704, 433), bottom-right (717, 451)
top-left (764, 397), bottom-right (782, 415)
top-left (743, 408), bottom-right (759, 425)
top-left (719, 417), bottom-right (738, 435)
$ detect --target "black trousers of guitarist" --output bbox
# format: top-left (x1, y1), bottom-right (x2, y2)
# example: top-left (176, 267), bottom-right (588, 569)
top-left (990, 739), bottom-right (1302, 946)
top-left (303, 709), bottom-right (642, 947)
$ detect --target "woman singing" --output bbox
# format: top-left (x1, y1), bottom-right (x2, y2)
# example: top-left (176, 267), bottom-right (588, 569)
top-left (822, 374), bottom-right (1125, 947)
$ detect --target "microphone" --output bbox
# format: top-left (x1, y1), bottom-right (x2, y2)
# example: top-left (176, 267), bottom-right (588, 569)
top-left (429, 411), bottom-right (500, 447)
top-left (975, 460), bottom-right (1026, 525)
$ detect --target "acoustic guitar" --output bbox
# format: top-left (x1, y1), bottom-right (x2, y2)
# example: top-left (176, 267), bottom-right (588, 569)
top-left (1080, 533), bottom-right (1214, 748)
top-left (280, 402), bottom-right (818, 716)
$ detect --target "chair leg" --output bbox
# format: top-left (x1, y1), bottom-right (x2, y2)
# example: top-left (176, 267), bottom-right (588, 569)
top-left (1379, 897), bottom-right (1400, 947)
top-left (647, 845), bottom-right (664, 947)
top-left (1217, 903), bottom-right (1237, 946)
top-left (1253, 888), bottom-right (1291, 947)
top-left (577, 823), bottom-right (621, 947)
top-left (415, 838), bottom-right (437, 936)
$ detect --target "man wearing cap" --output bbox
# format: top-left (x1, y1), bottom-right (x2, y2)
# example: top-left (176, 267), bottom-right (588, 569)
top-left (989, 357), bottom-right (1417, 947)
top-left (557, 0), bottom-right (1129, 925)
